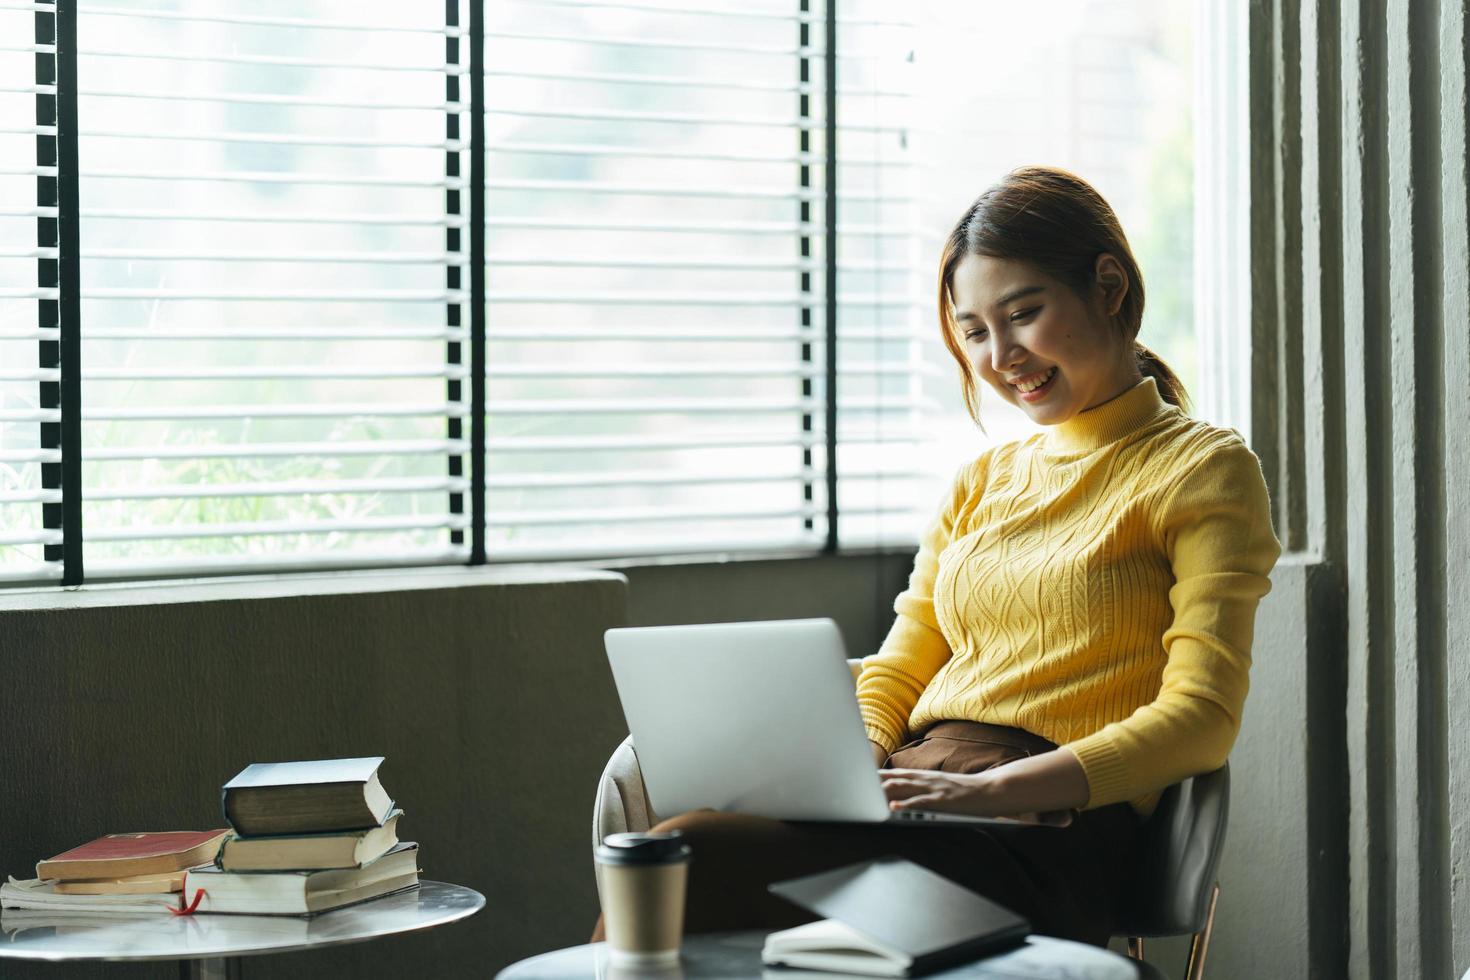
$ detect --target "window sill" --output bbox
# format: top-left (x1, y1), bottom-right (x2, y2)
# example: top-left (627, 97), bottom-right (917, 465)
top-left (0, 563), bottom-right (626, 614)
top-left (0, 539), bottom-right (919, 613)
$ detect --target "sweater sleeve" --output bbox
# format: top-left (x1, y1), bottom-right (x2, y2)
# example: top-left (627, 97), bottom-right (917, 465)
top-left (856, 460), bottom-right (976, 752)
top-left (1062, 440), bottom-right (1282, 808)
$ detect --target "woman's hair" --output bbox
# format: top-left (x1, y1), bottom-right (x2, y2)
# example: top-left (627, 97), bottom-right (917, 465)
top-left (937, 165), bottom-right (1189, 422)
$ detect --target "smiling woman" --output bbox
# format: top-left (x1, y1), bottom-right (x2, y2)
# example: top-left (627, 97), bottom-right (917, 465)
top-left (610, 165), bottom-right (1281, 950)
top-left (936, 166), bottom-right (1189, 429)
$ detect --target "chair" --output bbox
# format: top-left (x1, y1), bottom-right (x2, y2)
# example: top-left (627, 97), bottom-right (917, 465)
top-left (1115, 764), bottom-right (1230, 980)
top-left (591, 662), bottom-right (1231, 980)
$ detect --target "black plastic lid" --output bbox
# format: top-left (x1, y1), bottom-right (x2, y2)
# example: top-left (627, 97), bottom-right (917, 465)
top-left (595, 831), bottom-right (692, 866)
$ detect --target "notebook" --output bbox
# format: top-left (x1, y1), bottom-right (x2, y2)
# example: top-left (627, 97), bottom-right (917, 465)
top-left (763, 858), bottom-right (1031, 976)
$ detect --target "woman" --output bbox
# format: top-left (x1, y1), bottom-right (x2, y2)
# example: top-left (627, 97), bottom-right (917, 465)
top-left (620, 166), bottom-right (1281, 947)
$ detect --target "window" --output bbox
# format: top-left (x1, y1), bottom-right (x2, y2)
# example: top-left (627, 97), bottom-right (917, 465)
top-left (4, 0), bottom-right (473, 583)
top-left (0, 0), bottom-right (1196, 586)
top-left (482, 1), bottom-right (926, 559)
top-left (0, 0), bottom-right (934, 584)
top-left (75, 3), bottom-right (470, 579)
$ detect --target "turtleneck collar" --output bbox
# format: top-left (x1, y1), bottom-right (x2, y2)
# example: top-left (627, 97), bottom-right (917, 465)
top-left (1042, 376), bottom-right (1171, 454)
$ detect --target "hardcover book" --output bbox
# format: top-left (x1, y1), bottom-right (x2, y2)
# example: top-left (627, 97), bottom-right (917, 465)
top-left (218, 810), bottom-right (403, 871)
top-left (183, 842), bottom-right (420, 916)
top-left (35, 830), bottom-right (230, 883)
top-left (221, 757), bottom-right (394, 836)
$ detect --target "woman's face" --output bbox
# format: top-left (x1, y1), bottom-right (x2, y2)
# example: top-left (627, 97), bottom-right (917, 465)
top-left (949, 252), bottom-right (1140, 427)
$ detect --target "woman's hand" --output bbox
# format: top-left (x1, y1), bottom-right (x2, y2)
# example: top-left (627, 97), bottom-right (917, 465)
top-left (878, 747), bottom-right (1092, 821)
top-left (879, 768), bottom-right (1005, 815)
top-left (869, 739), bottom-right (889, 767)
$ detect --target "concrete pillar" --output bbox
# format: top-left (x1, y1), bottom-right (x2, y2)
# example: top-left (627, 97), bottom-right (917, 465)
top-left (1222, 1), bottom-right (1470, 976)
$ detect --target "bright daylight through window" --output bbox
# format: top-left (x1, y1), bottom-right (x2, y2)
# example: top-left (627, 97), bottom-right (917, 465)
top-left (0, 0), bottom-right (1193, 586)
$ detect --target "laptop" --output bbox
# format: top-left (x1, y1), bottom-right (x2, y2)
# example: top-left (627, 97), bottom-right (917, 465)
top-left (604, 618), bottom-right (1037, 827)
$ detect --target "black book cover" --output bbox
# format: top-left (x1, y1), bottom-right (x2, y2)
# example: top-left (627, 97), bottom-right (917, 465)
top-left (768, 857), bottom-right (1031, 976)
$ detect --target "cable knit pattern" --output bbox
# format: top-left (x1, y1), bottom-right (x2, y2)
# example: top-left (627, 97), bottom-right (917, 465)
top-left (857, 378), bottom-right (1281, 815)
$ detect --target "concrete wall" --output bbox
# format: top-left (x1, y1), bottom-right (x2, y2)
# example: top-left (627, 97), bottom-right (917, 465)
top-left (0, 567), bottom-right (630, 979)
top-left (1244, 2), bottom-right (1470, 977)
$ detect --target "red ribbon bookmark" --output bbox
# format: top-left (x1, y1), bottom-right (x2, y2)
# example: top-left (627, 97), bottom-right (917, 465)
top-left (171, 888), bottom-right (206, 916)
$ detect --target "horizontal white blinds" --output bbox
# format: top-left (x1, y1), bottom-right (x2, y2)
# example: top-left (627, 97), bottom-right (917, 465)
top-left (830, 9), bottom-right (931, 546)
top-left (70, 0), bottom-right (470, 577)
top-left (2, 0), bottom-right (941, 585)
top-left (0, 8), bottom-right (62, 583)
top-left (483, 0), bottom-right (929, 559)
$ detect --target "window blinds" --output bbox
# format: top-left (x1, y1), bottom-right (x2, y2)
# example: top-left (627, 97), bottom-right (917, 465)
top-left (70, 0), bottom-right (471, 579)
top-left (0, 0), bottom-right (938, 584)
top-left (482, 0), bottom-right (930, 561)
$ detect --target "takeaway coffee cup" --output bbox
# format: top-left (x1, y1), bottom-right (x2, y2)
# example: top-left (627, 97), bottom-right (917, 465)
top-left (595, 831), bottom-right (692, 968)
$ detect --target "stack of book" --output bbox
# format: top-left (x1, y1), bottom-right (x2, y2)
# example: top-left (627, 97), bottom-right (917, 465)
top-left (1, 829), bottom-right (230, 914)
top-left (184, 756), bottom-right (420, 915)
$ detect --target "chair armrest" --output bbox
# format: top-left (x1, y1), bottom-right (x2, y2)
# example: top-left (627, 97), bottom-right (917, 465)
top-left (1116, 763), bottom-right (1231, 938)
top-left (592, 735), bottom-right (659, 852)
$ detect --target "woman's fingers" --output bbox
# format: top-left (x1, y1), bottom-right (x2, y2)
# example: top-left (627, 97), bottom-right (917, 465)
top-left (878, 777), bottom-right (931, 800)
top-left (879, 771), bottom-right (966, 809)
top-left (878, 771), bottom-right (938, 792)
top-left (879, 769), bottom-right (951, 783)
top-left (877, 776), bottom-right (943, 808)
top-left (877, 768), bottom-right (992, 813)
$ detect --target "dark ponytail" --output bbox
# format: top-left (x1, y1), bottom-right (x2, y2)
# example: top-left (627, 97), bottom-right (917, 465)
top-left (1133, 341), bottom-right (1190, 413)
top-left (938, 165), bottom-right (1191, 420)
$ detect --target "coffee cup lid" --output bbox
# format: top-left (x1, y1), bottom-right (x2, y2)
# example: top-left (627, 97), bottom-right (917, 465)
top-left (596, 831), bottom-right (692, 866)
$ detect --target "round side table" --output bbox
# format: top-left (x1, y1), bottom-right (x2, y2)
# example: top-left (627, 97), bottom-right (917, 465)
top-left (0, 880), bottom-right (484, 979)
top-left (497, 930), bottom-right (1167, 980)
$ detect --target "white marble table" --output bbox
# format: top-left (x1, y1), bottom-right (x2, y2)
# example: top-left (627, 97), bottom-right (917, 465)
top-left (0, 880), bottom-right (484, 979)
top-left (497, 930), bottom-right (1167, 980)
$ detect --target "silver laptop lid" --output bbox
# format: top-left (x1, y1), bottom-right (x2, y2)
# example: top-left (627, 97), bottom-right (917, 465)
top-left (604, 618), bottom-right (891, 822)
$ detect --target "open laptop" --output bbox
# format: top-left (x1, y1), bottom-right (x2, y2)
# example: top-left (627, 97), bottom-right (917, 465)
top-left (604, 618), bottom-right (1038, 827)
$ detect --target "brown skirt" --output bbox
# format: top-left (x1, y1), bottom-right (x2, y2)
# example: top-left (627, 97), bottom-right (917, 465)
top-left (611, 721), bottom-right (1140, 948)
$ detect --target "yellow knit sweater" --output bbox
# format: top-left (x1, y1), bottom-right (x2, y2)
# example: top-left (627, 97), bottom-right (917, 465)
top-left (858, 378), bottom-right (1281, 815)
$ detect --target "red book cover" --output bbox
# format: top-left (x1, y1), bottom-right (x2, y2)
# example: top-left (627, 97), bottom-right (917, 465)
top-left (37, 830), bottom-right (230, 882)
